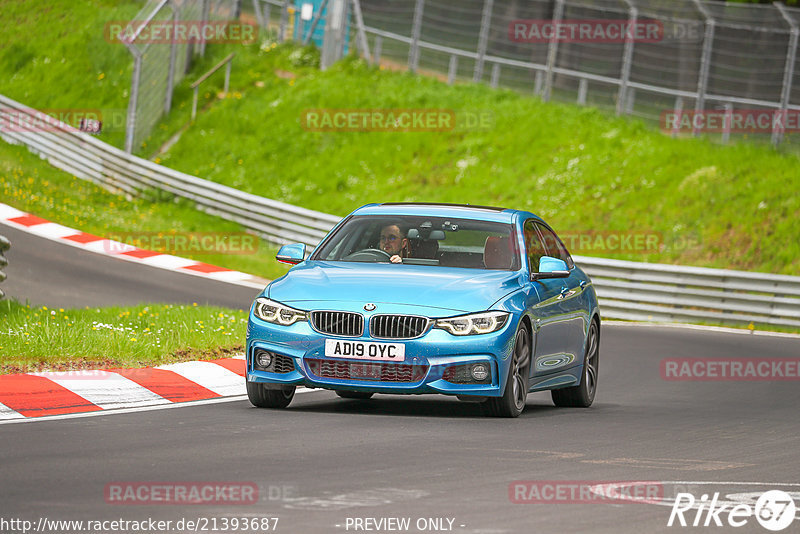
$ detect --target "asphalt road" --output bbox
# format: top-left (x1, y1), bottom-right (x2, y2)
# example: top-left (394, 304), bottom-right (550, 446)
top-left (2, 224), bottom-right (800, 533)
top-left (1, 325), bottom-right (799, 533)
top-left (0, 223), bottom-right (261, 309)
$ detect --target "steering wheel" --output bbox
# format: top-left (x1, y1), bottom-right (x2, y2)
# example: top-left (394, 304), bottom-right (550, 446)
top-left (342, 248), bottom-right (392, 262)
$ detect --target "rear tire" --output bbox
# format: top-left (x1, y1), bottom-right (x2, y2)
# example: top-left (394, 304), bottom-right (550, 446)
top-left (551, 319), bottom-right (599, 408)
top-left (335, 390), bottom-right (374, 400)
top-left (246, 380), bottom-right (295, 408)
top-left (484, 325), bottom-right (530, 418)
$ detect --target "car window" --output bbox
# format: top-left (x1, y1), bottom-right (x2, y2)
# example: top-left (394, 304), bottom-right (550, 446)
top-left (312, 215), bottom-right (520, 270)
top-left (535, 222), bottom-right (573, 268)
top-left (523, 220), bottom-right (548, 273)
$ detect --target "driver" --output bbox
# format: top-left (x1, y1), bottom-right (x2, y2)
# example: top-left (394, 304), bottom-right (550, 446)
top-left (380, 223), bottom-right (410, 264)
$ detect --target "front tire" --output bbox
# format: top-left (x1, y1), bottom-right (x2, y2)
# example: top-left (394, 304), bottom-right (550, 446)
top-left (335, 390), bottom-right (374, 400)
top-left (246, 380), bottom-right (295, 408)
top-left (484, 325), bottom-right (530, 418)
top-left (551, 319), bottom-right (599, 408)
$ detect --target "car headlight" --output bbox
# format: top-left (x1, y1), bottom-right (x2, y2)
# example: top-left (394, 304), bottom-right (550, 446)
top-left (253, 297), bottom-right (307, 325)
top-left (435, 311), bottom-right (509, 335)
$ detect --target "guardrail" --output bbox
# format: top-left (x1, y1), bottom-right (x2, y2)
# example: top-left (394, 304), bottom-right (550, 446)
top-left (0, 94), bottom-right (341, 248)
top-left (573, 256), bottom-right (800, 329)
top-left (0, 235), bottom-right (9, 300)
top-left (2, 93), bottom-right (800, 328)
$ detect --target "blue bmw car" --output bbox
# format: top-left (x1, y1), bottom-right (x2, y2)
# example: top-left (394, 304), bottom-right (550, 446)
top-left (246, 203), bottom-right (600, 417)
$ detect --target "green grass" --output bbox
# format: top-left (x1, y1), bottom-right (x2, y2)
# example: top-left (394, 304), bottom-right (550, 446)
top-left (0, 299), bottom-right (247, 373)
top-left (0, 0), bottom-right (141, 149)
top-left (0, 141), bottom-right (290, 281)
top-left (148, 41), bottom-right (800, 275)
top-left (2, 1), bottom-right (800, 278)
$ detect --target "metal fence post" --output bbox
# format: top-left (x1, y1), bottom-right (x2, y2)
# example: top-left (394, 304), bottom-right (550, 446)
top-left (447, 55), bottom-right (458, 84)
top-left (350, 0), bottom-right (372, 64)
top-left (773, 2), bottom-right (798, 147)
top-left (543, 0), bottom-right (565, 101)
top-left (165, 1), bottom-right (178, 113)
top-left (263, 0), bottom-right (271, 28)
top-left (125, 54), bottom-right (142, 153)
top-left (321, 0), bottom-right (347, 70)
top-left (721, 102), bottom-right (733, 144)
top-left (616, 0), bottom-right (637, 115)
top-left (577, 78), bottom-right (588, 105)
top-left (692, 0), bottom-right (715, 137)
top-left (252, 0), bottom-right (264, 27)
top-left (373, 35), bottom-right (383, 64)
top-left (279, 0), bottom-right (290, 43)
top-left (408, 0), bottom-right (425, 73)
top-left (473, 0), bottom-right (494, 82)
top-left (224, 61), bottom-right (232, 94)
top-left (671, 96), bottom-right (684, 138)
top-left (625, 87), bottom-right (636, 114)
top-left (192, 87), bottom-right (199, 122)
top-left (200, 0), bottom-right (210, 56)
top-left (490, 63), bottom-right (500, 88)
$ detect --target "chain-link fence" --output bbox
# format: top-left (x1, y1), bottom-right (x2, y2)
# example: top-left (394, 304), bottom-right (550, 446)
top-left (257, 0), bottom-right (800, 147)
top-left (123, 0), bottom-right (240, 153)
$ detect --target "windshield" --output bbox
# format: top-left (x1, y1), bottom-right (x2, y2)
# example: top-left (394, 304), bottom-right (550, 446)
top-left (311, 215), bottom-right (520, 270)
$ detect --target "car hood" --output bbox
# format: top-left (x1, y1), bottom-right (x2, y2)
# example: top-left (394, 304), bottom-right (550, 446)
top-left (267, 261), bottom-right (524, 314)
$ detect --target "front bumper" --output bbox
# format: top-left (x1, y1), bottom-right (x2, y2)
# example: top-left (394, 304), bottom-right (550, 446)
top-left (245, 314), bottom-right (518, 397)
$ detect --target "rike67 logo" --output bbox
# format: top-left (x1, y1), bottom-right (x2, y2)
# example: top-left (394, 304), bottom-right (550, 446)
top-left (669, 490), bottom-right (797, 531)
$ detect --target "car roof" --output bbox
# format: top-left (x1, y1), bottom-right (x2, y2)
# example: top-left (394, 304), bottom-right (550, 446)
top-left (351, 202), bottom-right (540, 224)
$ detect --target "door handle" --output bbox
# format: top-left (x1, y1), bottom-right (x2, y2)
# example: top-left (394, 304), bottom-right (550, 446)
top-left (579, 280), bottom-right (587, 288)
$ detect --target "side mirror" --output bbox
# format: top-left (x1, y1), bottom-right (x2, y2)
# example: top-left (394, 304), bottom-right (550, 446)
top-left (532, 256), bottom-right (569, 280)
top-left (276, 243), bottom-right (306, 265)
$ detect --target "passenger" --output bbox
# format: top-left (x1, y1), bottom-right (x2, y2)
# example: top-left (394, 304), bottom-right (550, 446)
top-left (379, 223), bottom-right (410, 264)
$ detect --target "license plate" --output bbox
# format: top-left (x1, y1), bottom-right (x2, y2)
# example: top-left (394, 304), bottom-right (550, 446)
top-left (351, 363), bottom-right (383, 379)
top-left (324, 339), bottom-right (405, 362)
